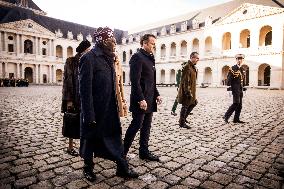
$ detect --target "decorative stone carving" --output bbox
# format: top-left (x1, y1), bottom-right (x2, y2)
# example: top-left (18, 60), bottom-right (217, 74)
top-left (181, 21), bottom-right (187, 32)
top-left (170, 24), bottom-right (176, 34)
top-left (192, 19), bottom-right (199, 29)
top-left (128, 35), bottom-right (133, 43)
top-left (77, 33), bottom-right (83, 41)
top-left (216, 3), bottom-right (284, 26)
top-left (161, 26), bottom-right (166, 36)
top-left (67, 31), bottom-right (73, 40)
top-left (55, 29), bottom-right (63, 38)
top-left (205, 16), bottom-right (213, 27)
top-left (86, 34), bottom-right (92, 42)
top-left (122, 37), bottom-right (127, 44)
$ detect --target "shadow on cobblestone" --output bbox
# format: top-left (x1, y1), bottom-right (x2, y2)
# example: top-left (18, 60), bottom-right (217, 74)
top-left (0, 86), bottom-right (283, 188)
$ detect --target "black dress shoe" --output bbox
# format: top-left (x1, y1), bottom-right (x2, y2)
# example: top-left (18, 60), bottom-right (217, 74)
top-left (179, 124), bottom-right (191, 129)
top-left (139, 153), bottom-right (160, 162)
top-left (171, 111), bottom-right (177, 116)
top-left (116, 168), bottom-right (139, 178)
top-left (233, 120), bottom-right (245, 123)
top-left (83, 169), bottom-right (96, 182)
top-left (223, 116), bottom-right (229, 123)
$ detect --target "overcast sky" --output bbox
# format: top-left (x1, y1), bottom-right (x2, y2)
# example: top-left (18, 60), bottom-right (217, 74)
top-left (33, 0), bottom-right (231, 31)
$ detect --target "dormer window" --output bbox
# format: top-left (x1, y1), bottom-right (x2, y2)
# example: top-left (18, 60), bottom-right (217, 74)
top-left (192, 19), bottom-right (200, 29)
top-left (161, 26), bottom-right (166, 36)
top-left (181, 21), bottom-right (187, 32)
top-left (170, 24), bottom-right (176, 34)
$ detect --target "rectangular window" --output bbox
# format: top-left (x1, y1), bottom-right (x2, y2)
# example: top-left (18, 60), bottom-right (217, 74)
top-left (42, 48), bottom-right (47, 55)
top-left (9, 73), bottom-right (14, 79)
top-left (8, 44), bottom-right (14, 52)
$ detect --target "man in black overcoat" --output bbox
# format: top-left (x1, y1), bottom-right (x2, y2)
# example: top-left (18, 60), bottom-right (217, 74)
top-left (124, 34), bottom-right (162, 161)
top-left (223, 54), bottom-right (246, 124)
top-left (79, 27), bottom-right (138, 181)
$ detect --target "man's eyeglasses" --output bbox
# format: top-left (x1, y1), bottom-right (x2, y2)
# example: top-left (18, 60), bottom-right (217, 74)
top-left (236, 57), bottom-right (244, 60)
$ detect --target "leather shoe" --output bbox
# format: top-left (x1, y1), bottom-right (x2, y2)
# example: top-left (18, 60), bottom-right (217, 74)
top-left (180, 123), bottom-right (191, 129)
top-left (139, 153), bottom-right (160, 162)
top-left (171, 111), bottom-right (177, 116)
top-left (223, 116), bottom-right (229, 123)
top-left (116, 168), bottom-right (139, 178)
top-left (233, 120), bottom-right (245, 123)
top-left (83, 169), bottom-right (96, 182)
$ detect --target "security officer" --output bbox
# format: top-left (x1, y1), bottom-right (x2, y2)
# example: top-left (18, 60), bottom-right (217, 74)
top-left (223, 54), bottom-right (246, 123)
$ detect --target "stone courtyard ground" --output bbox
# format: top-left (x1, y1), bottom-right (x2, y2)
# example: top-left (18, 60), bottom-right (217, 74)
top-left (0, 86), bottom-right (283, 189)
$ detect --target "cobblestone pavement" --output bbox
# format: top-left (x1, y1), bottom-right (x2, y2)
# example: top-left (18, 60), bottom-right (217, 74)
top-left (0, 86), bottom-right (284, 189)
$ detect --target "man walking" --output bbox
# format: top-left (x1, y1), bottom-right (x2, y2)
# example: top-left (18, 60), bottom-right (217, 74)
top-left (124, 34), bottom-right (162, 161)
top-left (223, 54), bottom-right (246, 124)
top-left (178, 52), bottom-right (199, 129)
top-left (79, 27), bottom-right (138, 181)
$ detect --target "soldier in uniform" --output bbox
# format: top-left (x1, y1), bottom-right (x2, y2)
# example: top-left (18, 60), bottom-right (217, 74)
top-left (223, 54), bottom-right (246, 123)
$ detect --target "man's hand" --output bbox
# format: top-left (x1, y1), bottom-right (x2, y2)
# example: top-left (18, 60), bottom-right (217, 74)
top-left (156, 96), bottom-right (162, 105)
top-left (67, 101), bottom-right (73, 111)
top-left (139, 100), bottom-right (147, 110)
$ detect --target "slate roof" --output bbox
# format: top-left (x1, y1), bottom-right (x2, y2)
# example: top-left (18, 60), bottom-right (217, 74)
top-left (0, 0), bottom-right (125, 43)
top-left (128, 0), bottom-right (284, 36)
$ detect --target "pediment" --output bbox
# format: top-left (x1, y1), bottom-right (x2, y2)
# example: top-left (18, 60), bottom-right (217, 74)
top-left (215, 3), bottom-right (284, 26)
top-left (0, 19), bottom-right (55, 37)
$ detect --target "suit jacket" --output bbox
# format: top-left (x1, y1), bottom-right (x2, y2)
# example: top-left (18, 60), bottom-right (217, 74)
top-left (178, 61), bottom-right (198, 106)
top-left (227, 65), bottom-right (245, 103)
top-left (61, 53), bottom-right (80, 113)
top-left (129, 48), bottom-right (160, 113)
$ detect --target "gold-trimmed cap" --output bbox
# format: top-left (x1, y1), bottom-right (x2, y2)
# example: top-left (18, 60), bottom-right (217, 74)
top-left (235, 54), bottom-right (245, 59)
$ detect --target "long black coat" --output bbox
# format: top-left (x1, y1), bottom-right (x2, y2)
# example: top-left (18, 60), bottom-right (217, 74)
top-left (129, 49), bottom-right (160, 113)
top-left (61, 54), bottom-right (81, 113)
top-left (79, 46), bottom-right (123, 161)
top-left (227, 65), bottom-right (245, 103)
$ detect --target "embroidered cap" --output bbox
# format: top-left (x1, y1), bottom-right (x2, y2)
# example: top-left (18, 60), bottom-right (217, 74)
top-left (235, 54), bottom-right (245, 59)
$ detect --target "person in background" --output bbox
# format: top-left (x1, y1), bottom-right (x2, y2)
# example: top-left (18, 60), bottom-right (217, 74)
top-left (177, 52), bottom-right (199, 129)
top-left (114, 54), bottom-right (128, 117)
top-left (61, 40), bottom-right (91, 156)
top-left (223, 54), bottom-right (246, 124)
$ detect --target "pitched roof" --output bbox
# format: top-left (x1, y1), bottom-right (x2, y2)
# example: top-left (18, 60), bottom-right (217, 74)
top-left (128, 0), bottom-right (284, 35)
top-left (0, 0), bottom-right (125, 43)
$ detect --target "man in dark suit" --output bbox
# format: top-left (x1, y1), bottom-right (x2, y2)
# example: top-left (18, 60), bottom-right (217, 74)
top-left (223, 54), bottom-right (246, 124)
top-left (124, 34), bottom-right (162, 161)
top-left (79, 27), bottom-right (138, 181)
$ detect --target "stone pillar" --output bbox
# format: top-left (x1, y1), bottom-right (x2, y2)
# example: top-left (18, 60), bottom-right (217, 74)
top-left (0, 32), bottom-right (2, 52)
top-left (21, 63), bottom-right (25, 78)
top-left (249, 66), bottom-right (258, 87)
top-left (39, 64), bottom-right (43, 83)
top-left (53, 65), bottom-right (56, 83)
top-left (49, 65), bottom-right (52, 83)
top-left (231, 31), bottom-right (239, 50)
top-left (3, 32), bottom-right (7, 51)
top-left (34, 37), bottom-right (38, 55)
top-left (250, 28), bottom-right (259, 50)
top-left (21, 35), bottom-right (25, 54)
top-left (165, 44), bottom-right (170, 61)
top-left (155, 44), bottom-right (161, 62)
top-left (0, 63), bottom-right (2, 78)
top-left (176, 42), bottom-right (181, 59)
top-left (4, 62), bottom-right (8, 78)
top-left (35, 64), bottom-right (38, 83)
top-left (270, 67), bottom-right (282, 89)
top-left (16, 34), bottom-right (20, 55)
top-left (39, 38), bottom-right (42, 55)
top-left (16, 63), bottom-right (20, 78)
top-left (199, 37), bottom-right (205, 58)
top-left (49, 40), bottom-right (53, 57)
top-left (165, 69), bottom-right (170, 84)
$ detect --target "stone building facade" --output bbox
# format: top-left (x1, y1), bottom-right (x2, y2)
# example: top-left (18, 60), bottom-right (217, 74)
top-left (1, 0), bottom-right (284, 89)
top-left (0, 0), bottom-right (124, 84)
top-left (118, 0), bottom-right (284, 89)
